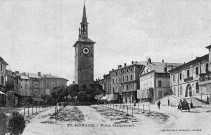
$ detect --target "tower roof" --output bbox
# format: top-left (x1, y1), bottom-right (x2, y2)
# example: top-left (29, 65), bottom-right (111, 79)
top-left (81, 3), bottom-right (88, 24)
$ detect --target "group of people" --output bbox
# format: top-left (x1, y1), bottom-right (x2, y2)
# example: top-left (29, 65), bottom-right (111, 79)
top-left (156, 98), bottom-right (190, 111)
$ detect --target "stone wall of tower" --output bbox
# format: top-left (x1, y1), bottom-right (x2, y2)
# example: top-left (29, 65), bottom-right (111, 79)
top-left (75, 42), bottom-right (94, 86)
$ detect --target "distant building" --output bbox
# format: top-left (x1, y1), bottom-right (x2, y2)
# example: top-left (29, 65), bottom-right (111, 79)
top-left (109, 61), bottom-right (143, 103)
top-left (169, 45), bottom-right (211, 104)
top-left (0, 57), bottom-right (8, 106)
top-left (138, 58), bottom-right (182, 103)
top-left (13, 71), bottom-right (68, 105)
top-left (41, 73), bottom-right (68, 96)
top-left (27, 72), bottom-right (42, 97)
top-left (103, 74), bottom-right (111, 94)
top-left (6, 70), bottom-right (17, 106)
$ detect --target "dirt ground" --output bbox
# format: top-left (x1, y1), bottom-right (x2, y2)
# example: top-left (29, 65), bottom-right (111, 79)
top-left (21, 104), bottom-right (211, 135)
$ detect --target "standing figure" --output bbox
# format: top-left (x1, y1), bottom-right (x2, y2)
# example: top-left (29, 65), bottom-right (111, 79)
top-left (157, 101), bottom-right (161, 110)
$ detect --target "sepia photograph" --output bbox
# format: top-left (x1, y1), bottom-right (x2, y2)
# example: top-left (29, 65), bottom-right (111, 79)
top-left (0, 0), bottom-right (211, 135)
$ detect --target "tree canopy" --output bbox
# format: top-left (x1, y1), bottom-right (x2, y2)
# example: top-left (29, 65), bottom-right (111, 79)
top-left (50, 82), bottom-right (105, 102)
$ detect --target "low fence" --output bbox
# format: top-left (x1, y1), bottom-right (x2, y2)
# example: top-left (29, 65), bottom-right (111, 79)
top-left (101, 102), bottom-right (152, 117)
top-left (21, 104), bottom-right (51, 117)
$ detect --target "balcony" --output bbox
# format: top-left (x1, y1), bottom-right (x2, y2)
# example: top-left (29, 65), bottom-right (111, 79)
top-left (199, 73), bottom-right (211, 85)
top-left (184, 77), bottom-right (193, 82)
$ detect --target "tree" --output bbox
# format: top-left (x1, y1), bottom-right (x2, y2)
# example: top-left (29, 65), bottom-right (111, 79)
top-left (8, 112), bottom-right (26, 135)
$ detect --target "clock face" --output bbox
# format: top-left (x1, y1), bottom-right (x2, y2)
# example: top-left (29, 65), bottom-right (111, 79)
top-left (83, 48), bottom-right (90, 54)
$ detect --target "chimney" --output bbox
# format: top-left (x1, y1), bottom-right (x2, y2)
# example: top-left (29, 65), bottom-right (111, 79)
top-left (132, 61), bottom-right (134, 64)
top-left (118, 65), bottom-right (122, 68)
top-left (164, 63), bottom-right (167, 72)
top-left (38, 72), bottom-right (41, 77)
top-left (206, 45), bottom-right (211, 72)
top-left (124, 63), bottom-right (127, 67)
top-left (73, 81), bottom-right (75, 84)
top-left (15, 71), bottom-right (19, 74)
top-left (162, 59), bottom-right (164, 63)
top-left (147, 58), bottom-right (151, 64)
top-left (112, 69), bottom-right (114, 71)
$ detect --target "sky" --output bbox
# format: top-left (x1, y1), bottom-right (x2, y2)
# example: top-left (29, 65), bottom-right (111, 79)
top-left (0, 0), bottom-right (211, 84)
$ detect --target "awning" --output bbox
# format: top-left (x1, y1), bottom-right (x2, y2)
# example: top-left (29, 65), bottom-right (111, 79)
top-left (107, 93), bottom-right (118, 101)
top-left (95, 94), bottom-right (104, 99)
top-left (31, 97), bottom-right (44, 102)
top-left (0, 91), bottom-right (7, 96)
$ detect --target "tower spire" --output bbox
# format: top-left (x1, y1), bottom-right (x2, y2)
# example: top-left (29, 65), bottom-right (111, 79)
top-left (82, 2), bottom-right (87, 24)
top-left (79, 2), bottom-right (88, 38)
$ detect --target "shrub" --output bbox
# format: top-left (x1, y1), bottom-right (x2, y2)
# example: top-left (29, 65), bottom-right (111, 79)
top-left (8, 112), bottom-right (26, 135)
top-left (0, 111), bottom-right (7, 135)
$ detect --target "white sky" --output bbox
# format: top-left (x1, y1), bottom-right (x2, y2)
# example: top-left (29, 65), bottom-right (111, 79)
top-left (0, 0), bottom-right (211, 84)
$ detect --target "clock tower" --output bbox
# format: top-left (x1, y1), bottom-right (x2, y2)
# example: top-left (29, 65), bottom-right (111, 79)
top-left (73, 4), bottom-right (95, 86)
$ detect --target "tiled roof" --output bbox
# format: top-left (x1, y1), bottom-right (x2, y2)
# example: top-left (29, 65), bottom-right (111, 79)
top-left (26, 73), bottom-right (41, 78)
top-left (0, 56), bottom-right (8, 65)
top-left (169, 54), bottom-right (208, 72)
top-left (137, 61), bottom-right (182, 73)
top-left (41, 74), bottom-right (68, 81)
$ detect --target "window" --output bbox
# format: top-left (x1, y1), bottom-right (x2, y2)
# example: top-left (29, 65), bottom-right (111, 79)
top-left (51, 82), bottom-right (55, 88)
top-left (179, 72), bottom-right (182, 80)
top-left (187, 70), bottom-right (190, 78)
top-left (116, 78), bottom-right (117, 83)
top-left (126, 69), bottom-right (129, 72)
top-left (113, 79), bottom-right (114, 84)
top-left (122, 70), bottom-right (124, 74)
top-left (126, 75), bottom-right (128, 81)
top-left (158, 80), bottom-right (162, 87)
top-left (46, 81), bottom-right (49, 87)
top-left (173, 75), bottom-right (175, 82)
top-left (25, 84), bottom-right (28, 89)
top-left (126, 84), bottom-right (129, 90)
top-left (158, 91), bottom-right (162, 99)
top-left (1, 76), bottom-right (4, 85)
top-left (196, 67), bottom-right (199, 75)
top-left (206, 63), bottom-right (209, 73)
top-left (131, 67), bottom-right (133, 72)
top-left (116, 72), bottom-right (118, 76)
top-left (131, 74), bottom-right (133, 80)
top-left (130, 83), bottom-right (133, 90)
top-left (123, 76), bottom-right (124, 82)
top-left (196, 82), bottom-right (199, 93)
top-left (0, 63), bottom-right (2, 71)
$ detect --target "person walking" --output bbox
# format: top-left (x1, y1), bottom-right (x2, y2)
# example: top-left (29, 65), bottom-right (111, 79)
top-left (157, 101), bottom-right (161, 110)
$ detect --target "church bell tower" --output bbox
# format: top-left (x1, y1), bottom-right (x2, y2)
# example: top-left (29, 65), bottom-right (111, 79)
top-left (73, 4), bottom-right (95, 86)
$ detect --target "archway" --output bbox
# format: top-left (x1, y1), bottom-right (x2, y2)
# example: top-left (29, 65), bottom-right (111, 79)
top-left (185, 84), bottom-right (192, 97)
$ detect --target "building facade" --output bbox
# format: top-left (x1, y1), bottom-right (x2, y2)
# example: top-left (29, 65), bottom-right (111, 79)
top-left (74, 4), bottom-right (95, 86)
top-left (109, 61), bottom-right (143, 103)
top-left (0, 57), bottom-right (8, 106)
top-left (137, 58), bottom-right (181, 102)
top-left (6, 70), bottom-right (17, 106)
top-left (41, 73), bottom-right (68, 96)
top-left (199, 45), bottom-right (211, 103)
top-left (103, 74), bottom-right (111, 94)
top-left (169, 46), bottom-right (211, 104)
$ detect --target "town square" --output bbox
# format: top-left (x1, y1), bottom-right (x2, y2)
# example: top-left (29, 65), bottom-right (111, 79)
top-left (0, 0), bottom-right (211, 135)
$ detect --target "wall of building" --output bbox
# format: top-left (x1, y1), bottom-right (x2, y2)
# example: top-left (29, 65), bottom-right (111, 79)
top-left (41, 78), bottom-right (67, 95)
top-left (20, 79), bottom-right (30, 96)
top-left (170, 57), bottom-right (208, 98)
